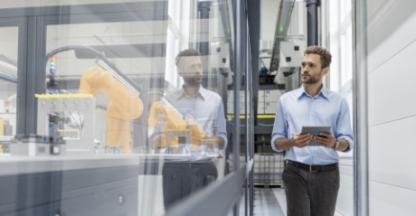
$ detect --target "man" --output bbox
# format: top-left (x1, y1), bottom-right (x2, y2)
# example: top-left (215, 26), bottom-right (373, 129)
top-left (149, 48), bottom-right (227, 209)
top-left (271, 46), bottom-right (353, 216)
top-left (162, 48), bottom-right (227, 149)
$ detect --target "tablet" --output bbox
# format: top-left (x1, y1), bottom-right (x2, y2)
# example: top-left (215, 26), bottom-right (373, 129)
top-left (301, 126), bottom-right (331, 146)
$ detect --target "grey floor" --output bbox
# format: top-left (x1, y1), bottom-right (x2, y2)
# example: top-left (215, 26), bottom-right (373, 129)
top-left (254, 188), bottom-right (285, 216)
top-left (231, 187), bottom-right (285, 216)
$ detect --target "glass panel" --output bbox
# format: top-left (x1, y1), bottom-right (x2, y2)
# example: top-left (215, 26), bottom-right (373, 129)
top-left (0, 26), bottom-right (18, 153)
top-left (0, 0), bottom-right (143, 9)
top-left (257, 0), bottom-right (306, 211)
top-left (324, 0), bottom-right (355, 215)
top-left (45, 20), bottom-right (167, 153)
top-left (0, 1), bottom-right (242, 216)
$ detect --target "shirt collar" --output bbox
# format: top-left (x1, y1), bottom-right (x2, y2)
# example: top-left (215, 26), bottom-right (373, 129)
top-left (297, 85), bottom-right (329, 100)
top-left (176, 85), bottom-right (206, 100)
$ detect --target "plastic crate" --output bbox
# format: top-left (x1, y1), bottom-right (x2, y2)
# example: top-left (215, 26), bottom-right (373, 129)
top-left (253, 153), bottom-right (284, 187)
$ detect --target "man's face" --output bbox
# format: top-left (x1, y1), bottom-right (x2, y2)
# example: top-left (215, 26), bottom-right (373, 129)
top-left (177, 56), bottom-right (203, 86)
top-left (300, 54), bottom-right (328, 84)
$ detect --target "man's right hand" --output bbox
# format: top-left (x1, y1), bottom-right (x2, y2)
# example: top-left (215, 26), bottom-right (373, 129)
top-left (291, 133), bottom-right (313, 148)
top-left (276, 133), bottom-right (313, 150)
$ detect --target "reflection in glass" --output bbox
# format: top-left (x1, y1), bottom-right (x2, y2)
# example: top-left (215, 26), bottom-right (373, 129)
top-left (0, 1), bottom-right (239, 215)
top-left (148, 49), bottom-right (228, 209)
top-left (149, 49), bottom-right (227, 155)
top-left (0, 27), bottom-right (18, 153)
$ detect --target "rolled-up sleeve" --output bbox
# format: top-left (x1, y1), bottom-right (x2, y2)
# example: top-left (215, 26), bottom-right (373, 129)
top-left (216, 99), bottom-right (228, 149)
top-left (335, 99), bottom-right (354, 152)
top-left (271, 100), bottom-right (287, 153)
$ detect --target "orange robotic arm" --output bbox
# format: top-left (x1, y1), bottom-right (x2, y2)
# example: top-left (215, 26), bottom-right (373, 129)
top-left (148, 100), bottom-right (205, 148)
top-left (79, 65), bottom-right (143, 153)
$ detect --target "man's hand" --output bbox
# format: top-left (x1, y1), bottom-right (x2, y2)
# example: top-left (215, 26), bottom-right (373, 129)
top-left (201, 136), bottom-right (224, 149)
top-left (275, 133), bottom-right (312, 150)
top-left (291, 133), bottom-right (313, 148)
top-left (313, 132), bottom-right (336, 148)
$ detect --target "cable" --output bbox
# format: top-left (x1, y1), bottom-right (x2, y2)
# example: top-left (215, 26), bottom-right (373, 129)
top-left (45, 45), bottom-right (141, 92)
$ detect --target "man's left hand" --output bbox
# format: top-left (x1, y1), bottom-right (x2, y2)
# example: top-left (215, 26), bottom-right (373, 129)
top-left (313, 132), bottom-right (336, 148)
top-left (201, 136), bottom-right (224, 149)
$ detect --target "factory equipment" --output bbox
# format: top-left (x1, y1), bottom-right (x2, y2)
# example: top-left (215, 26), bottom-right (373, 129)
top-left (277, 40), bottom-right (303, 70)
top-left (35, 93), bottom-right (95, 155)
top-left (9, 134), bottom-right (65, 156)
top-left (79, 65), bottom-right (143, 153)
top-left (147, 99), bottom-right (206, 149)
top-left (251, 0), bottom-right (306, 187)
top-left (274, 39), bottom-right (303, 90)
top-left (45, 46), bottom-right (144, 154)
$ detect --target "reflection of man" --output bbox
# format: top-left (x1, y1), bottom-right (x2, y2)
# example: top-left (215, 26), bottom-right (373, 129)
top-left (161, 48), bottom-right (227, 150)
top-left (148, 49), bottom-right (227, 151)
top-left (150, 48), bottom-right (227, 209)
top-left (271, 46), bottom-right (353, 216)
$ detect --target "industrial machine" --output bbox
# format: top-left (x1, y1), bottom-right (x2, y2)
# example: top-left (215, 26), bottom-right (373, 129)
top-left (35, 93), bottom-right (95, 155)
top-left (79, 65), bottom-right (143, 153)
top-left (44, 46), bottom-right (144, 154)
top-left (147, 99), bottom-right (206, 149)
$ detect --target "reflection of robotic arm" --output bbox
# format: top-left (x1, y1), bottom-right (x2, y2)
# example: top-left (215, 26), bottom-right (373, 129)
top-left (79, 65), bottom-right (143, 153)
top-left (148, 100), bottom-right (205, 148)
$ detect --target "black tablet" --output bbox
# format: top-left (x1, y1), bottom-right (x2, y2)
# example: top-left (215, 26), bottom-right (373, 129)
top-left (301, 126), bottom-right (331, 146)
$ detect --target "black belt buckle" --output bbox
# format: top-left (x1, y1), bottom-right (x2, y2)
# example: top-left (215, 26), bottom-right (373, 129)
top-left (308, 164), bottom-right (318, 173)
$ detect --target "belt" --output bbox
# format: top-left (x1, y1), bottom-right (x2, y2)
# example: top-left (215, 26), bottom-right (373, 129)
top-left (286, 160), bottom-right (338, 173)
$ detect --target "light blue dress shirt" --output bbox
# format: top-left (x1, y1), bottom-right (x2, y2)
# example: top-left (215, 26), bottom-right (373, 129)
top-left (271, 86), bottom-right (353, 165)
top-left (164, 86), bottom-right (228, 148)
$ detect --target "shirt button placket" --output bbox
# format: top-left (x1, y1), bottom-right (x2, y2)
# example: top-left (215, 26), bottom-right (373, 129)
top-left (309, 97), bottom-right (314, 164)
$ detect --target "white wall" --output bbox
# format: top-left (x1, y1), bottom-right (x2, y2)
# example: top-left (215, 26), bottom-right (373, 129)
top-left (324, 0), bottom-right (416, 215)
top-left (323, 0), bottom-right (354, 215)
top-left (367, 0), bottom-right (416, 215)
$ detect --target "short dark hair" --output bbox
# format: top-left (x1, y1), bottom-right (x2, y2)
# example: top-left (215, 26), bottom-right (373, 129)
top-left (175, 49), bottom-right (201, 67)
top-left (304, 46), bottom-right (332, 68)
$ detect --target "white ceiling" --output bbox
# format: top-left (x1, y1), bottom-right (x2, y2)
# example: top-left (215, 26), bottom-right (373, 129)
top-left (46, 21), bottom-right (169, 49)
top-left (0, 0), bottom-right (230, 81)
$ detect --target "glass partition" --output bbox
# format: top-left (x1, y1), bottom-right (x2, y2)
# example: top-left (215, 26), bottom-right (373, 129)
top-left (0, 26), bottom-right (18, 152)
top-left (0, 1), bottom-right (248, 216)
top-left (323, 0), bottom-right (355, 215)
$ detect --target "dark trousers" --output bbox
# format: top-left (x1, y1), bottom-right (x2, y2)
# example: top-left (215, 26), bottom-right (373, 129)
top-left (162, 160), bottom-right (217, 209)
top-left (283, 162), bottom-right (340, 216)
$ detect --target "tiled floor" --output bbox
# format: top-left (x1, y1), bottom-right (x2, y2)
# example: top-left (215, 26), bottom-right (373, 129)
top-left (233, 187), bottom-right (344, 216)
top-left (254, 188), bottom-right (285, 216)
top-left (272, 188), bottom-right (287, 215)
top-left (230, 187), bottom-right (285, 216)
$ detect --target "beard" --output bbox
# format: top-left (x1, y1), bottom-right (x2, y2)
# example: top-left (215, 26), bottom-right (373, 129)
top-left (183, 76), bottom-right (203, 86)
top-left (301, 74), bottom-right (320, 84)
